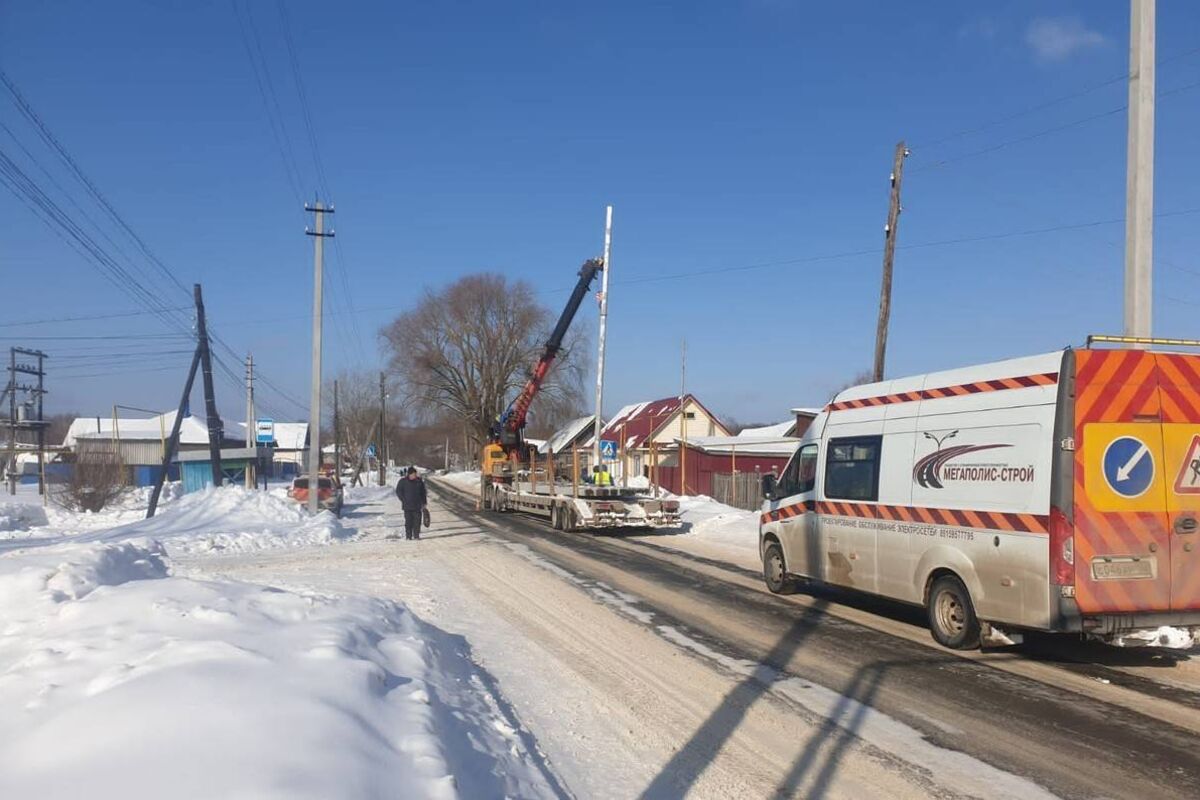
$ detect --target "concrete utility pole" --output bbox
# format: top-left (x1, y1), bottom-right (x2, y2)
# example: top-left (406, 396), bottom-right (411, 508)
top-left (873, 141), bottom-right (908, 383)
top-left (1124, 0), bottom-right (1155, 339)
top-left (378, 371), bottom-right (386, 487)
top-left (245, 354), bottom-right (254, 489)
top-left (592, 205), bottom-right (613, 469)
top-left (305, 201), bottom-right (334, 514)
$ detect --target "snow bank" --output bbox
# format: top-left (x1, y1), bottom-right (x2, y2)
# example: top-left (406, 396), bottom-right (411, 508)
top-left (0, 502), bottom-right (49, 533)
top-left (87, 486), bottom-right (351, 555)
top-left (675, 494), bottom-right (758, 552)
top-left (441, 470), bottom-right (482, 493)
top-left (1, 486), bottom-right (349, 556)
top-left (0, 540), bottom-right (563, 799)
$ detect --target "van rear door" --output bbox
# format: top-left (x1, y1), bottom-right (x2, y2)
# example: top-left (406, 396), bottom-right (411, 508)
top-left (1073, 349), bottom-right (1172, 613)
top-left (1151, 353), bottom-right (1200, 611)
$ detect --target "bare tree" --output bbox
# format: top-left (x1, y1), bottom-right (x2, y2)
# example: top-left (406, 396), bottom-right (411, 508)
top-left (380, 273), bottom-right (589, 455)
top-left (324, 370), bottom-right (390, 471)
top-left (54, 453), bottom-right (125, 513)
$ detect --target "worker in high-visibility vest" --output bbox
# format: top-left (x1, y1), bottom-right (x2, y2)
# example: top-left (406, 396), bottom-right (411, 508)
top-left (594, 464), bottom-right (613, 486)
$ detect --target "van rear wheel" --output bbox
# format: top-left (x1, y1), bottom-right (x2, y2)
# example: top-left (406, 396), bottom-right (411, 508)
top-left (763, 542), bottom-right (797, 595)
top-left (928, 575), bottom-right (981, 650)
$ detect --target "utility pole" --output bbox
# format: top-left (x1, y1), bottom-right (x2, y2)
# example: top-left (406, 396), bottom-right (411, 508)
top-left (679, 338), bottom-right (687, 495)
top-left (591, 205), bottom-right (613, 469)
top-left (245, 353), bottom-right (254, 489)
top-left (305, 201), bottom-right (334, 514)
top-left (378, 371), bottom-right (386, 486)
top-left (194, 284), bottom-right (223, 487)
top-left (333, 379), bottom-right (341, 483)
top-left (873, 141), bottom-right (908, 383)
top-left (1124, 0), bottom-right (1155, 339)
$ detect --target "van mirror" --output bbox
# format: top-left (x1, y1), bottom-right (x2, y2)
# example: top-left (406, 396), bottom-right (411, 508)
top-left (761, 473), bottom-right (776, 500)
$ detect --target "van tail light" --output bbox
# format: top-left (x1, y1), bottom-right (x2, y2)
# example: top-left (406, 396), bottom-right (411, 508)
top-left (1049, 506), bottom-right (1075, 585)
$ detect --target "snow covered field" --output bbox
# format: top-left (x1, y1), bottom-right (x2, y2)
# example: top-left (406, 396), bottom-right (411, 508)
top-left (0, 485), bottom-right (563, 799)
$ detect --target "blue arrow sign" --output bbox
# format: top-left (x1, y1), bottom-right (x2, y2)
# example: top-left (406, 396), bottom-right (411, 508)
top-left (1102, 435), bottom-right (1155, 498)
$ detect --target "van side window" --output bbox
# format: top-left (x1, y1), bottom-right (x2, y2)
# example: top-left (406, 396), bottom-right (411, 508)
top-left (778, 443), bottom-right (818, 496)
top-left (824, 436), bottom-right (882, 502)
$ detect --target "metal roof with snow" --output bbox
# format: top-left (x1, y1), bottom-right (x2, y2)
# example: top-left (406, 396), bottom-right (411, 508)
top-left (737, 421), bottom-right (795, 438)
top-left (674, 435), bottom-right (799, 457)
top-left (539, 415), bottom-right (597, 454)
top-left (64, 412), bottom-right (231, 448)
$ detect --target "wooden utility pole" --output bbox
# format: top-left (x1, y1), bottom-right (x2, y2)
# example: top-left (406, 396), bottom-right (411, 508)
top-left (679, 339), bottom-right (687, 495)
top-left (1124, 0), bottom-right (1155, 340)
top-left (378, 371), bottom-right (386, 486)
top-left (194, 284), bottom-right (224, 487)
top-left (305, 202), bottom-right (334, 513)
top-left (333, 379), bottom-right (341, 481)
top-left (872, 141), bottom-right (909, 383)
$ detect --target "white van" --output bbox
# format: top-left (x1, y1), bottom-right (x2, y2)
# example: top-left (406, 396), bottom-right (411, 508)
top-left (760, 341), bottom-right (1200, 649)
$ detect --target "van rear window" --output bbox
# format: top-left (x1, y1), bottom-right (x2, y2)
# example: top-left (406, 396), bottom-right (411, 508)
top-left (825, 436), bottom-right (882, 502)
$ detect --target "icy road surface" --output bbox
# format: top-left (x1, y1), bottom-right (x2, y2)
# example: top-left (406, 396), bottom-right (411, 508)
top-left (193, 481), bottom-right (1200, 800)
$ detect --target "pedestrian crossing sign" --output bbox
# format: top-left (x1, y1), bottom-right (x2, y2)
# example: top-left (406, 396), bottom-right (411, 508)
top-left (1172, 434), bottom-right (1200, 495)
top-left (599, 440), bottom-right (617, 461)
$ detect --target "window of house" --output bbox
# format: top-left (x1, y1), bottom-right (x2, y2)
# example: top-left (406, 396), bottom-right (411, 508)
top-left (683, 411), bottom-right (696, 419)
top-left (824, 436), bottom-right (882, 501)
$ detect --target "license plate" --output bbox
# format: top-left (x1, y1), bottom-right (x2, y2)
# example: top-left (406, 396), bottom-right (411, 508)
top-left (1092, 558), bottom-right (1154, 581)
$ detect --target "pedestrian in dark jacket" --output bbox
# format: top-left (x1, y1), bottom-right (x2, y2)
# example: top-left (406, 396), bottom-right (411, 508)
top-left (395, 466), bottom-right (427, 540)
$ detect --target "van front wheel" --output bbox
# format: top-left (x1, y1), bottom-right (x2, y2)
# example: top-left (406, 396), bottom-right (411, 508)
top-left (763, 542), bottom-right (797, 595)
top-left (928, 575), bottom-right (981, 650)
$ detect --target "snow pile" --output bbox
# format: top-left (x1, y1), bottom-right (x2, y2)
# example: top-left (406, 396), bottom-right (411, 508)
top-left (0, 540), bottom-right (563, 799)
top-left (0, 501), bottom-right (48, 533)
top-left (84, 485), bottom-right (351, 555)
top-left (1112, 625), bottom-right (1196, 649)
top-left (441, 470), bottom-right (482, 493)
top-left (676, 494), bottom-right (759, 551)
top-left (1, 483), bottom-right (185, 543)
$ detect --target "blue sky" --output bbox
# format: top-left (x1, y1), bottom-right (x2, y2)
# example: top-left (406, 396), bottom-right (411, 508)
top-left (3, 1), bottom-right (1200, 426)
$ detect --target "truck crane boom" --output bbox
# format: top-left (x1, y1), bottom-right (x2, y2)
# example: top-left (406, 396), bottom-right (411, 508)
top-left (492, 258), bottom-right (603, 447)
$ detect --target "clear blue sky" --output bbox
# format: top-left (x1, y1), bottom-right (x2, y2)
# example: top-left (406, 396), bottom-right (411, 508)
top-left (3, 1), bottom-right (1200, 426)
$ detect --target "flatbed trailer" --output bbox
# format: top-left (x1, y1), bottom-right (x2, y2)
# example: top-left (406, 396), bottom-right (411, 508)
top-left (482, 477), bottom-right (680, 531)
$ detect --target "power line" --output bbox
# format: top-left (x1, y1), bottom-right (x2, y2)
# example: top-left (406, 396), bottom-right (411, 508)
top-left (566, 207), bottom-right (1200, 291)
top-left (230, 0), bottom-right (306, 206)
top-left (913, 45), bottom-right (1200, 151)
top-left (911, 78), bottom-right (1200, 173)
top-left (1, 68), bottom-right (192, 298)
top-left (0, 307), bottom-right (192, 328)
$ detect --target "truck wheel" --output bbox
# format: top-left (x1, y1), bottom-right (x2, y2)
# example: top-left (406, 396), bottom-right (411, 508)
top-left (762, 542), bottom-right (797, 595)
top-left (550, 505), bottom-right (561, 530)
top-left (928, 575), bottom-right (981, 650)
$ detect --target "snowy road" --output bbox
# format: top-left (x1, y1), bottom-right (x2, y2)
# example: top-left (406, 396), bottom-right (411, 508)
top-left (189, 481), bottom-right (1200, 800)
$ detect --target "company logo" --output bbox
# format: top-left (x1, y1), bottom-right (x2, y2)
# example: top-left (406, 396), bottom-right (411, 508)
top-left (914, 431), bottom-right (1033, 489)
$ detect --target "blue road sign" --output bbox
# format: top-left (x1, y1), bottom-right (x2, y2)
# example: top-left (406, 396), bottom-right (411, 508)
top-left (599, 439), bottom-right (618, 460)
top-left (366, 444), bottom-right (377, 458)
top-left (254, 418), bottom-right (274, 444)
top-left (1103, 435), bottom-right (1155, 498)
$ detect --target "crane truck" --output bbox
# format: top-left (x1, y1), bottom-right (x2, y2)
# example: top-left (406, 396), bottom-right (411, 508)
top-left (479, 258), bottom-right (680, 531)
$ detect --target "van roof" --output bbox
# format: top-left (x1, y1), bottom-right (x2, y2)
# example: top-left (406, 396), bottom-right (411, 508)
top-left (831, 351), bottom-right (1064, 407)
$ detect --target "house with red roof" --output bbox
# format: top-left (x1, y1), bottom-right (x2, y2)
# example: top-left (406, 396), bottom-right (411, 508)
top-left (585, 393), bottom-right (730, 482)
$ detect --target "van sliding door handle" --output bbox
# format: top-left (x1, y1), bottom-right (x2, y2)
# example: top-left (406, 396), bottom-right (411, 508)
top-left (1175, 515), bottom-right (1198, 535)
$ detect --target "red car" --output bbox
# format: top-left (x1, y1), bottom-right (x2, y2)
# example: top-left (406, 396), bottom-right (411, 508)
top-left (287, 476), bottom-right (344, 517)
